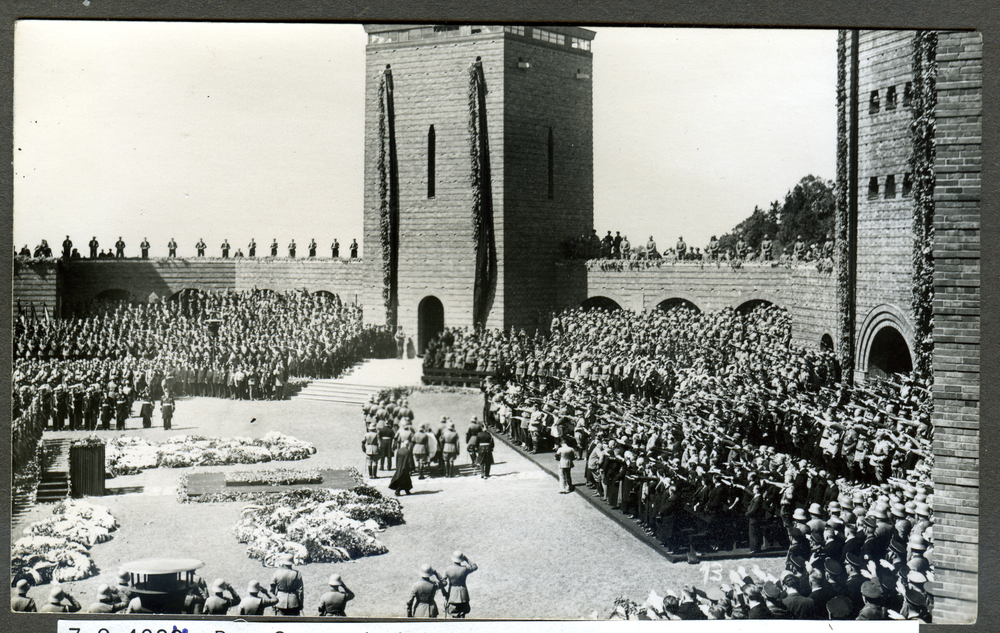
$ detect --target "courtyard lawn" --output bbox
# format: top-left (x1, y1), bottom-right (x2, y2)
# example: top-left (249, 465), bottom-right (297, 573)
top-left (13, 390), bottom-right (786, 619)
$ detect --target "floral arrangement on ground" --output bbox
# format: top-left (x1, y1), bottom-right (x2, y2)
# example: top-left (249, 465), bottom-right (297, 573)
top-left (225, 468), bottom-right (323, 486)
top-left (105, 431), bottom-right (316, 477)
top-left (11, 500), bottom-right (118, 585)
top-left (233, 484), bottom-right (404, 566)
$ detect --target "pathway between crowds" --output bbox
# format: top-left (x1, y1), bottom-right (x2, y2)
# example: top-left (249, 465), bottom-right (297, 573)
top-left (15, 389), bottom-right (785, 619)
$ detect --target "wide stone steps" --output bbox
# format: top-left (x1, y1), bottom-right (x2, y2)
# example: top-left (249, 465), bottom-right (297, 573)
top-left (37, 438), bottom-right (71, 504)
top-left (294, 358), bottom-right (424, 405)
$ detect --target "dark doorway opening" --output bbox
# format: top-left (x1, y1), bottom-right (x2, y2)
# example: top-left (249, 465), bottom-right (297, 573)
top-left (867, 326), bottom-right (913, 379)
top-left (657, 298), bottom-right (701, 313)
top-left (735, 299), bottom-right (774, 316)
top-left (580, 296), bottom-right (623, 312)
top-left (93, 288), bottom-right (132, 303)
top-left (820, 333), bottom-right (834, 352)
top-left (418, 296), bottom-right (445, 354)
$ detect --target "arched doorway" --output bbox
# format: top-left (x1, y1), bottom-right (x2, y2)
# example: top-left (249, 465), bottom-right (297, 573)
top-left (418, 296), bottom-right (444, 354)
top-left (580, 296), bottom-right (623, 312)
top-left (820, 333), bottom-right (834, 352)
top-left (735, 299), bottom-right (774, 316)
top-left (657, 297), bottom-right (701, 313)
top-left (867, 326), bottom-right (913, 379)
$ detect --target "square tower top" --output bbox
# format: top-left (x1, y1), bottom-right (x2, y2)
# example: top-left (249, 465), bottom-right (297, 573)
top-left (363, 24), bottom-right (595, 53)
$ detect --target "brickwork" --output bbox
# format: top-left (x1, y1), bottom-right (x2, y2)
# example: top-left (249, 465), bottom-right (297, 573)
top-left (852, 30), bottom-right (919, 369)
top-left (573, 264), bottom-right (839, 352)
top-left (360, 25), bottom-right (594, 347)
top-left (13, 260), bottom-right (62, 316)
top-left (926, 30), bottom-right (980, 624)
top-left (54, 258), bottom-right (364, 312)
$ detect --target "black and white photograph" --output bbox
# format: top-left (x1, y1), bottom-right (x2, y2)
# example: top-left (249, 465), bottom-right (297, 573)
top-left (7, 15), bottom-right (983, 628)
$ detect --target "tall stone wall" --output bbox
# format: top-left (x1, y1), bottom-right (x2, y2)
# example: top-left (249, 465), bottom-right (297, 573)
top-left (927, 30), bottom-right (980, 625)
top-left (13, 260), bottom-right (62, 316)
top-left (361, 34), bottom-right (507, 337)
top-left (502, 37), bottom-right (593, 331)
top-left (852, 30), bottom-right (919, 370)
top-left (52, 258), bottom-right (364, 312)
top-left (576, 263), bottom-right (839, 352)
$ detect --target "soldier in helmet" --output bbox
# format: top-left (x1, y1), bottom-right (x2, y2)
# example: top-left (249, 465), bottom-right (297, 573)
top-left (11, 579), bottom-right (36, 612)
top-left (204, 578), bottom-right (240, 614)
top-left (406, 564), bottom-right (442, 618)
top-left (270, 238), bottom-right (279, 257)
top-left (270, 553), bottom-right (304, 616)
top-left (86, 584), bottom-right (126, 613)
top-left (237, 580), bottom-right (278, 616)
top-left (760, 234), bottom-right (773, 261)
top-left (38, 586), bottom-right (82, 613)
top-left (363, 423), bottom-right (380, 479)
top-left (442, 551), bottom-right (478, 618)
top-left (317, 574), bottom-right (355, 616)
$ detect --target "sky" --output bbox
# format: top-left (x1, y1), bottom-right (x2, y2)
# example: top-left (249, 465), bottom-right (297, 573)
top-left (13, 21), bottom-right (837, 256)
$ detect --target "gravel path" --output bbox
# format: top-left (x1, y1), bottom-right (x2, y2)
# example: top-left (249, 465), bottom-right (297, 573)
top-left (13, 390), bottom-right (786, 619)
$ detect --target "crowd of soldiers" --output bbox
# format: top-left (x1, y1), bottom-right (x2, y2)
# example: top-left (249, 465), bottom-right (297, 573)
top-left (13, 551), bottom-right (481, 618)
top-left (12, 290), bottom-right (395, 440)
top-left (565, 230), bottom-right (835, 265)
top-left (15, 236), bottom-right (362, 260)
top-left (424, 304), bottom-right (933, 620)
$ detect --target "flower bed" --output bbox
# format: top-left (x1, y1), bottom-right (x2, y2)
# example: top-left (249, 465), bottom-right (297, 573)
top-left (11, 500), bottom-right (118, 585)
top-left (106, 432), bottom-right (316, 478)
top-left (233, 485), bottom-right (404, 566)
top-left (225, 468), bottom-right (323, 487)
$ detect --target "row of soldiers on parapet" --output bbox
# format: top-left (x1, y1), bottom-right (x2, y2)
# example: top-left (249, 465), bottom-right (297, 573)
top-left (566, 231), bottom-right (835, 264)
top-left (17, 237), bottom-right (361, 261)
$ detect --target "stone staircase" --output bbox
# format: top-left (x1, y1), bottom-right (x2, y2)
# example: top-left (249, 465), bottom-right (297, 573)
top-left (37, 438), bottom-right (71, 503)
top-left (295, 358), bottom-right (424, 406)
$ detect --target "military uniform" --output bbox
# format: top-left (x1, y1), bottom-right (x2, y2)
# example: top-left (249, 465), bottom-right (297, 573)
top-left (407, 567), bottom-right (441, 618)
top-left (443, 554), bottom-right (478, 617)
top-left (271, 556), bottom-right (304, 616)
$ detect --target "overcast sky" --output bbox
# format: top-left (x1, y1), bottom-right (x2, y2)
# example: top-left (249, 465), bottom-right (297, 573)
top-left (13, 21), bottom-right (837, 255)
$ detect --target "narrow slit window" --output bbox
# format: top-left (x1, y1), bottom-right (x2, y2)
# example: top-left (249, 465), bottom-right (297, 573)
top-left (427, 125), bottom-right (435, 199)
top-left (886, 86), bottom-right (897, 110)
top-left (885, 174), bottom-right (896, 198)
top-left (547, 127), bottom-right (554, 199)
top-left (902, 173), bottom-right (913, 197)
top-left (903, 82), bottom-right (913, 107)
top-left (868, 177), bottom-right (879, 199)
top-left (869, 90), bottom-right (880, 114)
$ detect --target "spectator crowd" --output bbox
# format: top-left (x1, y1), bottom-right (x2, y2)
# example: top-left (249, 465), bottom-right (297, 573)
top-left (15, 236), bottom-right (362, 261)
top-left (423, 303), bottom-right (934, 620)
top-left (564, 230), bottom-right (835, 270)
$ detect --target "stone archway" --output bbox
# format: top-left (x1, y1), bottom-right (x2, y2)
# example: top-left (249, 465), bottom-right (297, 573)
top-left (656, 297), bottom-right (701, 313)
top-left (418, 295), bottom-right (445, 354)
top-left (735, 298), bottom-right (774, 316)
top-left (857, 304), bottom-right (916, 379)
top-left (580, 295), bottom-right (623, 312)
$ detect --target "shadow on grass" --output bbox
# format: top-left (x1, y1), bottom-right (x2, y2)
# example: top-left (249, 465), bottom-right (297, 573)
top-left (405, 489), bottom-right (441, 496)
top-left (105, 486), bottom-right (145, 495)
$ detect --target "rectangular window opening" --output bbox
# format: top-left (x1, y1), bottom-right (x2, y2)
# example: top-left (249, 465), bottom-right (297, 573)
top-left (547, 127), bottom-right (555, 199)
top-left (868, 177), bottom-right (879, 199)
top-left (903, 82), bottom-right (913, 107)
top-left (869, 90), bottom-right (880, 114)
top-left (886, 86), bottom-right (897, 110)
top-left (885, 174), bottom-right (896, 199)
top-left (902, 173), bottom-right (913, 197)
top-left (427, 125), bottom-right (436, 199)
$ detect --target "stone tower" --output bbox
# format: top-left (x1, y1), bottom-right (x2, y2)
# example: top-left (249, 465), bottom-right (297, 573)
top-left (360, 24), bottom-right (595, 352)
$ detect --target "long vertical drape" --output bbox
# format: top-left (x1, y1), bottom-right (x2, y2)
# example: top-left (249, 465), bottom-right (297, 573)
top-left (377, 66), bottom-right (400, 327)
top-left (468, 59), bottom-right (497, 328)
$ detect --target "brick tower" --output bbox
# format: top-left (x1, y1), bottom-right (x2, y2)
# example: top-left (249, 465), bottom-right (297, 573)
top-left (360, 24), bottom-right (595, 352)
top-left (838, 30), bottom-right (981, 623)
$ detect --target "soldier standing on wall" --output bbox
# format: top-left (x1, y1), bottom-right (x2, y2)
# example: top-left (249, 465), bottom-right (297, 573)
top-left (115, 237), bottom-right (126, 258)
top-left (221, 240), bottom-right (231, 258)
top-left (167, 238), bottom-right (178, 257)
top-left (675, 236), bottom-right (687, 260)
top-left (760, 234), bottom-right (773, 261)
top-left (612, 231), bottom-right (622, 258)
top-left (331, 239), bottom-right (340, 258)
top-left (350, 239), bottom-right (359, 259)
top-left (248, 239), bottom-right (257, 257)
top-left (62, 236), bottom-right (73, 259)
top-left (288, 239), bottom-right (297, 258)
top-left (270, 239), bottom-right (279, 257)
top-left (308, 239), bottom-right (317, 258)
top-left (88, 237), bottom-right (99, 258)
top-left (196, 239), bottom-right (207, 257)
top-left (140, 238), bottom-right (150, 259)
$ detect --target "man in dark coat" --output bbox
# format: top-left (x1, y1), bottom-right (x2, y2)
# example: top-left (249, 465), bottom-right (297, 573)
top-left (389, 439), bottom-right (414, 496)
top-left (88, 236), bottom-right (99, 258)
top-left (161, 396), bottom-right (174, 430)
top-left (115, 237), bottom-right (126, 258)
top-left (780, 574), bottom-right (816, 619)
top-left (476, 427), bottom-right (495, 478)
top-left (675, 585), bottom-right (706, 620)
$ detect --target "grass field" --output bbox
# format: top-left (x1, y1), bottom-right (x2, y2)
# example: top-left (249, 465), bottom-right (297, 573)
top-left (13, 390), bottom-right (786, 619)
